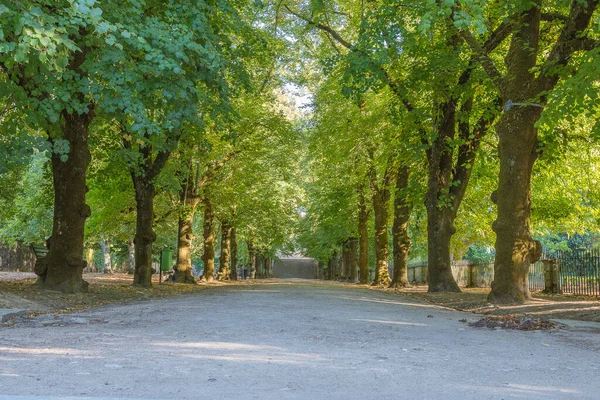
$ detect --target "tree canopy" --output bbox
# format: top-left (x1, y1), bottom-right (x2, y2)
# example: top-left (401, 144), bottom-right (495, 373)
top-left (1, 0), bottom-right (599, 304)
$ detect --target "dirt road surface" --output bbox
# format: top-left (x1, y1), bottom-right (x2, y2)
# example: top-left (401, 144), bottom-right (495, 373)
top-left (1, 280), bottom-right (599, 399)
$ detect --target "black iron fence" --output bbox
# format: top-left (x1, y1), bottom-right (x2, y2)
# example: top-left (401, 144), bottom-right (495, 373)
top-left (554, 249), bottom-right (600, 296)
top-left (408, 249), bottom-right (600, 296)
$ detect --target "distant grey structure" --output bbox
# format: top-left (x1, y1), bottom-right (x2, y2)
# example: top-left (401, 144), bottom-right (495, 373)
top-left (273, 256), bottom-right (316, 279)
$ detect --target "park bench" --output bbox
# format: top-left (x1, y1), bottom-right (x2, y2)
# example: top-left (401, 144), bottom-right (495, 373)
top-left (30, 243), bottom-right (50, 277)
top-left (30, 243), bottom-right (49, 260)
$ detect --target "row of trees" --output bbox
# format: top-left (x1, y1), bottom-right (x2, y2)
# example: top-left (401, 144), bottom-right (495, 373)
top-left (1, 0), bottom-right (599, 306)
top-left (292, 0), bottom-right (600, 303)
top-left (0, 0), bottom-right (301, 291)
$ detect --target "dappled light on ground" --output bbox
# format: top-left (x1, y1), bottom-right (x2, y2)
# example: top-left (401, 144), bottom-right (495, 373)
top-left (457, 383), bottom-right (580, 396)
top-left (351, 318), bottom-right (429, 327)
top-left (2, 281), bottom-right (600, 399)
top-left (150, 341), bottom-right (328, 365)
top-left (0, 346), bottom-right (96, 357)
top-left (340, 295), bottom-right (445, 309)
top-left (151, 341), bottom-right (282, 351)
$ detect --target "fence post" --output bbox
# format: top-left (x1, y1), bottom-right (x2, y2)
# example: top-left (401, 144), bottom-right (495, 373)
top-left (542, 259), bottom-right (561, 294)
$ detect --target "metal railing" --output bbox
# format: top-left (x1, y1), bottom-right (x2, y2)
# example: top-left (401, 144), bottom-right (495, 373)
top-left (407, 250), bottom-right (600, 296)
top-left (556, 249), bottom-right (600, 296)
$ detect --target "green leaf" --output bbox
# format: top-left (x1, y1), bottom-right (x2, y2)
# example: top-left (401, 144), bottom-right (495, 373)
top-left (29, 7), bottom-right (43, 17)
top-left (14, 50), bottom-right (27, 63)
top-left (56, 56), bottom-right (68, 69)
top-left (90, 8), bottom-right (103, 20)
top-left (78, 4), bottom-right (91, 14)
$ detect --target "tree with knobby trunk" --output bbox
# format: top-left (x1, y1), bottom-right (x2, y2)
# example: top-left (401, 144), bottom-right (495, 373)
top-left (456, 0), bottom-right (599, 303)
top-left (201, 192), bottom-right (217, 282)
top-left (173, 151), bottom-right (237, 284)
top-left (217, 219), bottom-right (232, 280)
top-left (0, 2), bottom-right (123, 292)
top-left (97, 1), bottom-right (247, 287)
top-left (369, 158), bottom-right (393, 286)
top-left (390, 165), bottom-right (413, 288)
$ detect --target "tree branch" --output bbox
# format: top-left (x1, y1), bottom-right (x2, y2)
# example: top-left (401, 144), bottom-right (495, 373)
top-left (458, 29), bottom-right (506, 95)
top-left (147, 130), bottom-right (183, 181)
top-left (284, 5), bottom-right (353, 49)
top-left (285, 6), bottom-right (410, 106)
top-left (196, 150), bottom-right (240, 188)
top-left (538, 0), bottom-right (599, 92)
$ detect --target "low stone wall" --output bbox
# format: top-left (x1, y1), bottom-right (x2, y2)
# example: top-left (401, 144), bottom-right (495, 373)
top-left (0, 243), bottom-right (36, 272)
top-left (408, 261), bottom-right (494, 288)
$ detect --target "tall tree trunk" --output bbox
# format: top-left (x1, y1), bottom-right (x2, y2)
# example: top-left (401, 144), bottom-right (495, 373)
top-left (85, 248), bottom-right (95, 272)
top-left (174, 195), bottom-right (200, 284)
top-left (132, 177), bottom-right (156, 287)
top-left (218, 220), bottom-right (231, 281)
top-left (127, 239), bottom-right (135, 273)
top-left (390, 166), bottom-right (412, 288)
top-left (371, 167), bottom-right (392, 286)
top-left (341, 242), bottom-right (349, 281)
top-left (35, 112), bottom-right (93, 293)
top-left (317, 260), bottom-right (324, 280)
top-left (230, 225), bottom-right (238, 281)
top-left (490, 109), bottom-right (543, 303)
top-left (101, 240), bottom-right (113, 274)
top-left (489, 12), bottom-right (543, 301)
top-left (248, 240), bottom-right (256, 279)
top-left (466, 0), bottom-right (597, 303)
top-left (201, 197), bottom-right (216, 282)
top-left (426, 101), bottom-right (461, 293)
top-left (256, 252), bottom-right (265, 278)
top-left (348, 237), bottom-right (358, 283)
top-left (265, 257), bottom-right (272, 277)
top-left (326, 256), bottom-right (334, 280)
top-left (358, 188), bottom-right (370, 284)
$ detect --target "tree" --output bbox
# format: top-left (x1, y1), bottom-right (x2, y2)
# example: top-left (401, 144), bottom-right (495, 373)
top-left (96, 1), bottom-right (246, 287)
top-left (458, 0), bottom-right (599, 303)
top-left (0, 2), bottom-right (110, 292)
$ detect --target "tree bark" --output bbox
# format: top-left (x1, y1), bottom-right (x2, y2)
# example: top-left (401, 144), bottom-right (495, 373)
top-left (248, 240), bottom-right (256, 279)
top-left (489, 10), bottom-right (544, 301)
top-left (326, 256), bottom-right (334, 280)
top-left (201, 197), bottom-right (216, 282)
top-left (348, 237), bottom-right (358, 283)
top-left (341, 242), bottom-right (350, 281)
top-left (358, 188), bottom-right (370, 284)
top-left (461, 0), bottom-right (597, 303)
top-left (425, 100), bottom-right (461, 293)
top-left (218, 220), bottom-right (231, 281)
top-left (230, 225), bottom-right (238, 280)
top-left (35, 111), bottom-right (93, 293)
top-left (85, 248), bottom-right (95, 272)
top-left (371, 166), bottom-right (392, 286)
top-left (317, 260), bottom-right (324, 279)
top-left (265, 257), bottom-right (272, 277)
top-left (256, 252), bottom-right (265, 278)
top-left (390, 166), bottom-right (412, 288)
top-left (101, 240), bottom-right (113, 274)
top-left (174, 193), bottom-right (200, 284)
top-left (132, 176), bottom-right (156, 287)
top-left (127, 239), bottom-right (135, 273)
top-left (490, 109), bottom-right (543, 303)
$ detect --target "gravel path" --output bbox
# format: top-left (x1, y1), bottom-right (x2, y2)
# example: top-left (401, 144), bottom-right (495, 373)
top-left (0, 272), bottom-right (36, 282)
top-left (1, 280), bottom-right (599, 399)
